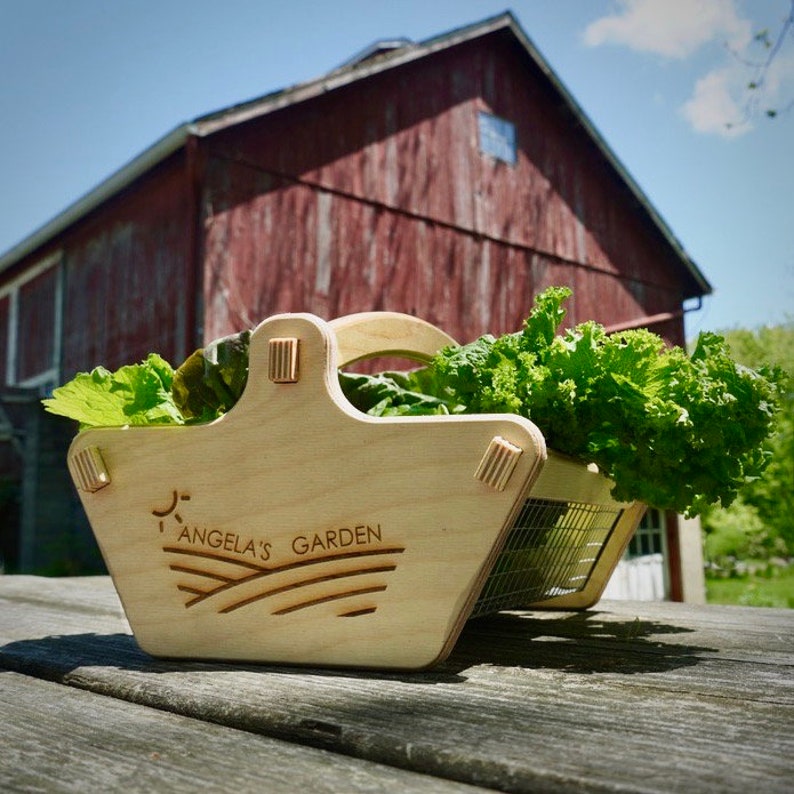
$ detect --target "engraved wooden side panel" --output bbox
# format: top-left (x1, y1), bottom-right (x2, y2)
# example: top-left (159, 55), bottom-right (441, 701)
top-left (68, 314), bottom-right (547, 670)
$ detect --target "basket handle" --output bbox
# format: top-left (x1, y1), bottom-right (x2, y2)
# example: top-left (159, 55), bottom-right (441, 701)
top-left (329, 312), bottom-right (458, 367)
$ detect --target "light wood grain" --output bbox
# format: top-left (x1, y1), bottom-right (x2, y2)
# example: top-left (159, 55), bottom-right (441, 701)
top-left (330, 311), bottom-right (458, 366)
top-left (66, 314), bottom-right (548, 669)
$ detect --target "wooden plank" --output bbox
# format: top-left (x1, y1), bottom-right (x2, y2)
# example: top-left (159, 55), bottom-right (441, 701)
top-left (0, 671), bottom-right (488, 793)
top-left (0, 574), bottom-right (127, 618)
top-left (1, 576), bottom-right (792, 793)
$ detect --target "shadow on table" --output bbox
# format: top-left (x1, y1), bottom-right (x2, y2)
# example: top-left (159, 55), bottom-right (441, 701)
top-left (0, 608), bottom-right (716, 683)
top-left (445, 609), bottom-right (718, 675)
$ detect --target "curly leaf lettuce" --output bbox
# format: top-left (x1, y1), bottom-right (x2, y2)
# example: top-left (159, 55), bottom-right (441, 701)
top-left (341, 287), bottom-right (785, 516)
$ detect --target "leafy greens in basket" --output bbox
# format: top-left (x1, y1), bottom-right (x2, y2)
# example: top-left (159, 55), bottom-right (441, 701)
top-left (43, 287), bottom-right (785, 517)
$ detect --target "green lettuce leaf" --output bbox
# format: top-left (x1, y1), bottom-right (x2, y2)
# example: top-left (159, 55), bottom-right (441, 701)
top-left (42, 354), bottom-right (183, 430)
top-left (339, 371), bottom-right (462, 416)
top-left (171, 331), bottom-right (251, 422)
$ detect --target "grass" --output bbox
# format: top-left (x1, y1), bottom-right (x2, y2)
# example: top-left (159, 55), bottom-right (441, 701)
top-left (705, 565), bottom-right (794, 608)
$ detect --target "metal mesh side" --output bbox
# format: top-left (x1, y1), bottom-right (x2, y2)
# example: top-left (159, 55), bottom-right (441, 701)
top-left (470, 498), bottom-right (623, 617)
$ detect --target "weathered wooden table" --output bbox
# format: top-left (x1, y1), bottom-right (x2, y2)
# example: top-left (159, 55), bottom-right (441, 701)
top-left (1, 575), bottom-right (791, 793)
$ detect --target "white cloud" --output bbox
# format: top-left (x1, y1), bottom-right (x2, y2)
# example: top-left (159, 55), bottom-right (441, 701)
top-left (583, 0), bottom-right (794, 137)
top-left (583, 0), bottom-right (751, 59)
top-left (680, 51), bottom-right (794, 138)
top-left (680, 66), bottom-right (752, 136)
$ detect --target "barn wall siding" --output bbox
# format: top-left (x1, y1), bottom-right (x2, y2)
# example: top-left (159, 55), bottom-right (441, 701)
top-left (16, 267), bottom-right (59, 383)
top-left (201, 33), bottom-right (689, 346)
top-left (208, 35), bottom-right (691, 288)
top-left (60, 156), bottom-right (192, 377)
top-left (202, 157), bottom-right (678, 345)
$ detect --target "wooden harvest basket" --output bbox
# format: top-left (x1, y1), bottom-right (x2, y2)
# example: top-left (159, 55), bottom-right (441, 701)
top-left (67, 313), bottom-right (645, 670)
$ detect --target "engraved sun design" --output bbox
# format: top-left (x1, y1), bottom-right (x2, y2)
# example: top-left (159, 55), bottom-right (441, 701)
top-left (152, 490), bottom-right (191, 532)
top-left (153, 492), bottom-right (404, 617)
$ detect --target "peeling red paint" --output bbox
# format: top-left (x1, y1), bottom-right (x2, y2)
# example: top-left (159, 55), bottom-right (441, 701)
top-left (60, 158), bottom-right (193, 377)
top-left (200, 35), bottom-right (692, 348)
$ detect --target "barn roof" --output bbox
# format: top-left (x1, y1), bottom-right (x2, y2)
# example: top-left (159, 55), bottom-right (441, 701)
top-left (0, 11), bottom-right (711, 295)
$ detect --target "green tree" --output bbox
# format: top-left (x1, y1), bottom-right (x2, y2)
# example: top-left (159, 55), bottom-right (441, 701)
top-left (701, 321), bottom-right (793, 561)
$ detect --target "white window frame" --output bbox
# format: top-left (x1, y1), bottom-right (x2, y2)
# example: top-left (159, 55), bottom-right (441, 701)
top-left (1, 251), bottom-right (63, 392)
top-left (627, 507), bottom-right (668, 559)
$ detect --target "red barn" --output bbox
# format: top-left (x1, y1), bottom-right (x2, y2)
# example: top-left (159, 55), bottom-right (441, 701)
top-left (0, 13), bottom-right (709, 595)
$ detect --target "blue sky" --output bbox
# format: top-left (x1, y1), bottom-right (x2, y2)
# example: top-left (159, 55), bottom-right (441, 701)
top-left (1, 0), bottom-right (792, 338)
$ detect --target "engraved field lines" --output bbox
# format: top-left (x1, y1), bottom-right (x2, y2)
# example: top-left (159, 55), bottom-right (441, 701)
top-left (163, 545), bottom-right (406, 616)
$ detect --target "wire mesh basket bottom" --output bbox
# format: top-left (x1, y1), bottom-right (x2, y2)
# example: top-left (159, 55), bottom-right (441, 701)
top-left (470, 498), bottom-right (623, 617)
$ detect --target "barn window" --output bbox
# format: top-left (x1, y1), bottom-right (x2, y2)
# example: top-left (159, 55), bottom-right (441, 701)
top-left (627, 508), bottom-right (667, 558)
top-left (478, 111), bottom-right (517, 165)
top-left (1, 252), bottom-right (62, 392)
